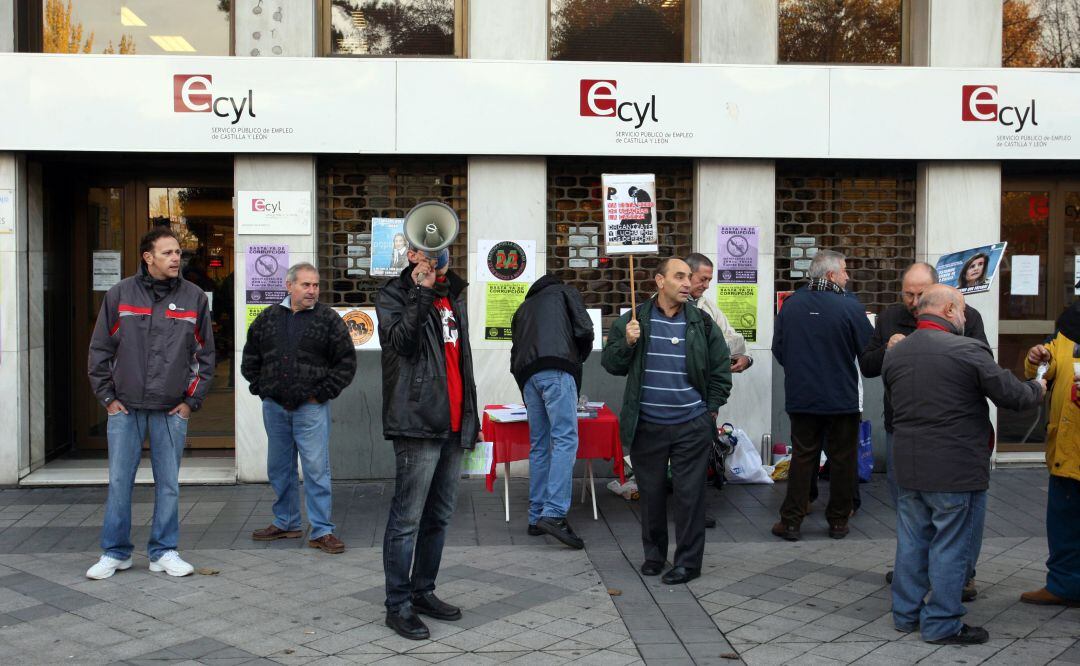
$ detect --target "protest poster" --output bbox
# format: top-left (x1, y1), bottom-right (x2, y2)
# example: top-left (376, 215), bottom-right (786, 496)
top-left (370, 218), bottom-right (408, 277)
top-left (335, 308), bottom-right (380, 350)
top-left (245, 244), bottom-right (289, 304)
top-left (476, 240), bottom-right (537, 283)
top-left (246, 305), bottom-right (268, 329)
top-left (934, 242), bottom-right (1007, 295)
top-left (716, 226), bottom-right (759, 283)
top-left (716, 284), bottom-right (758, 342)
top-left (484, 282), bottom-right (528, 340)
top-left (602, 173), bottom-right (658, 254)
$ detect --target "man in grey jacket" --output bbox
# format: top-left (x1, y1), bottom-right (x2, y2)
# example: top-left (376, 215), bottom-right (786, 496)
top-left (86, 228), bottom-right (214, 580)
top-left (884, 284), bottom-right (1044, 645)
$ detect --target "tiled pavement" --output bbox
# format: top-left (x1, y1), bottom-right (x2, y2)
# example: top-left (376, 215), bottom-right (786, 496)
top-left (0, 468), bottom-right (1076, 665)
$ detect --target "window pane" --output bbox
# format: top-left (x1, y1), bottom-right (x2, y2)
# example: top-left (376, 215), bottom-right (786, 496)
top-left (41, 0), bottom-right (230, 55)
top-left (329, 0), bottom-right (455, 56)
top-left (548, 157), bottom-right (693, 329)
top-left (775, 162), bottom-right (916, 314)
top-left (779, 0), bottom-right (902, 64)
top-left (318, 157), bottom-right (467, 307)
top-left (550, 0), bottom-right (685, 63)
top-left (999, 191), bottom-right (1049, 320)
top-left (1004, 0), bottom-right (1080, 67)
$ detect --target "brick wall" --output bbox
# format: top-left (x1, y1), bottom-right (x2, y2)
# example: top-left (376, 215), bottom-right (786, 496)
top-left (317, 157), bottom-right (468, 307)
top-left (775, 162), bottom-right (916, 313)
top-left (548, 157), bottom-right (694, 328)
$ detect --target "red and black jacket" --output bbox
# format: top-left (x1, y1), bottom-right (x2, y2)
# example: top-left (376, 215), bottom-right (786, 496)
top-left (88, 265), bottom-right (215, 411)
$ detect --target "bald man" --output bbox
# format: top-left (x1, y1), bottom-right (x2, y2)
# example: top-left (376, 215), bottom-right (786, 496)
top-left (883, 284), bottom-right (1044, 645)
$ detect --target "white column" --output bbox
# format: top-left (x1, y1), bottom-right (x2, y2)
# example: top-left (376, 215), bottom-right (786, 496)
top-left (234, 0), bottom-right (315, 57)
top-left (468, 0), bottom-right (547, 59)
top-left (694, 160), bottom-right (775, 442)
top-left (233, 155), bottom-right (317, 483)
top-left (0, 154), bottom-right (29, 484)
top-left (908, 0), bottom-right (1002, 67)
top-left (693, 0), bottom-right (778, 64)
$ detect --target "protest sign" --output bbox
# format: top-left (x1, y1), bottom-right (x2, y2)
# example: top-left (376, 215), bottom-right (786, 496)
top-left (935, 242), bottom-right (1007, 294)
top-left (602, 173), bottom-right (657, 254)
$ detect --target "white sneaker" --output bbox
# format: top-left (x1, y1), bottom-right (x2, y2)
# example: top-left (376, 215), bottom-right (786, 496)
top-left (86, 555), bottom-right (132, 580)
top-left (148, 550), bottom-right (194, 577)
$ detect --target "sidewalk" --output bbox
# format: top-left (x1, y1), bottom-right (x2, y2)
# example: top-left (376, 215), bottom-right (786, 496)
top-left (0, 469), bottom-right (1075, 665)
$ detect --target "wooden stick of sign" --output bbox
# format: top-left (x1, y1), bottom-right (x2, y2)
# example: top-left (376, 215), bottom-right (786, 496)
top-left (629, 255), bottom-right (637, 322)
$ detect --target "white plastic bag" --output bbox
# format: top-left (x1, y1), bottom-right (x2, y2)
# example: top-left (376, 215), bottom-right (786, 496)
top-left (607, 478), bottom-right (639, 500)
top-left (725, 429), bottom-right (775, 484)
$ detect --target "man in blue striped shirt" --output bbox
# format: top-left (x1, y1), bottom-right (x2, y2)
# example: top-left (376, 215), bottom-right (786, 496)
top-left (602, 258), bottom-right (732, 585)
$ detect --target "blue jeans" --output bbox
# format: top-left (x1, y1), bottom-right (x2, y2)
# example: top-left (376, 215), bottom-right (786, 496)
top-left (885, 432), bottom-right (897, 506)
top-left (968, 489), bottom-right (986, 581)
top-left (384, 436), bottom-right (464, 612)
top-left (524, 370), bottom-right (579, 524)
top-left (263, 399), bottom-right (334, 539)
top-left (1046, 475), bottom-right (1080, 600)
top-left (101, 409), bottom-right (187, 562)
top-left (893, 488), bottom-right (980, 641)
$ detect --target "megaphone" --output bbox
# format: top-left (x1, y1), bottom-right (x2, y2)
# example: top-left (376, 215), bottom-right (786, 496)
top-left (403, 201), bottom-right (460, 254)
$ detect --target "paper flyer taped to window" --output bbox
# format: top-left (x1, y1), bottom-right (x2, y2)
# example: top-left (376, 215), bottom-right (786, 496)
top-left (602, 173), bottom-right (657, 254)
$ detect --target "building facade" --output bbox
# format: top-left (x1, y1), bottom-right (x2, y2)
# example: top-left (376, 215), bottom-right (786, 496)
top-left (0, 0), bottom-right (1074, 485)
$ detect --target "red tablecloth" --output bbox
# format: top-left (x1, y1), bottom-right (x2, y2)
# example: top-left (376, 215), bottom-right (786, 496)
top-left (482, 404), bottom-right (626, 492)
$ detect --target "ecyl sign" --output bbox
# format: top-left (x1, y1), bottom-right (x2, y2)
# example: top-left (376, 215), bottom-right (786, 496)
top-left (579, 79), bottom-right (658, 129)
top-left (173, 74), bottom-right (256, 125)
top-left (236, 191), bottom-right (312, 235)
top-left (961, 85), bottom-right (1038, 133)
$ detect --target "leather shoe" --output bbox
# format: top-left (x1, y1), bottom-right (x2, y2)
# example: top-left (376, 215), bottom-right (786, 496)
top-left (927, 623), bottom-right (989, 645)
top-left (962, 578), bottom-right (978, 602)
top-left (771, 521), bottom-right (801, 541)
top-left (536, 517), bottom-right (585, 549)
top-left (705, 514), bottom-right (717, 529)
top-left (828, 523), bottom-right (849, 539)
top-left (1021, 587), bottom-right (1080, 607)
top-left (527, 523), bottom-right (543, 536)
top-left (308, 533), bottom-right (345, 554)
top-left (411, 592), bottom-right (461, 621)
top-left (661, 566), bottom-right (700, 585)
top-left (385, 608), bottom-right (430, 640)
top-left (640, 560), bottom-right (664, 576)
top-left (251, 524), bottom-right (301, 541)
top-left (885, 570), bottom-right (893, 585)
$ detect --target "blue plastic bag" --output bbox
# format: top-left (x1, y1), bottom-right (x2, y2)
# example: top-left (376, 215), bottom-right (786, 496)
top-left (857, 420), bottom-right (873, 483)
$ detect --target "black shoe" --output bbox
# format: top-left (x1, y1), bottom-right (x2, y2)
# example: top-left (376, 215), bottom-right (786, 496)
top-left (536, 517), bottom-right (585, 549)
top-left (927, 623), bottom-right (989, 645)
top-left (828, 523), bottom-right (849, 540)
top-left (386, 608), bottom-right (430, 640)
top-left (771, 521), bottom-right (801, 542)
top-left (962, 578), bottom-right (978, 602)
top-left (527, 524), bottom-right (543, 536)
top-left (640, 560), bottom-right (664, 576)
top-left (661, 566), bottom-right (700, 585)
top-left (411, 592), bottom-right (462, 621)
top-left (886, 570), bottom-right (894, 585)
top-left (705, 515), bottom-right (717, 529)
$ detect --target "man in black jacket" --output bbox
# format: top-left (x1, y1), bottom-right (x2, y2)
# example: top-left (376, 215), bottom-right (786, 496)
top-left (511, 274), bottom-right (594, 548)
top-left (884, 284), bottom-right (1044, 645)
top-left (376, 247), bottom-right (480, 641)
top-left (241, 263), bottom-right (356, 555)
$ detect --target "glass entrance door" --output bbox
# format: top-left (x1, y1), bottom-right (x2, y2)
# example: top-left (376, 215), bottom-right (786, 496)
top-left (999, 180), bottom-right (1080, 450)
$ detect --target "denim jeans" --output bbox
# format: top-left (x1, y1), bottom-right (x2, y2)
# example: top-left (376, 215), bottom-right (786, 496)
top-left (263, 399), bottom-right (334, 539)
top-left (968, 489), bottom-right (986, 581)
top-left (524, 370), bottom-right (579, 524)
top-left (384, 436), bottom-right (464, 612)
top-left (101, 409), bottom-right (187, 562)
top-left (1046, 475), bottom-right (1080, 600)
top-left (893, 487), bottom-right (978, 641)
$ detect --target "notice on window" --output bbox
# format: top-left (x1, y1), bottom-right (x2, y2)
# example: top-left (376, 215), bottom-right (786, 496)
top-left (1010, 254), bottom-right (1040, 296)
top-left (602, 173), bottom-right (657, 254)
top-left (92, 251), bottom-right (122, 291)
top-left (716, 284), bottom-right (758, 343)
top-left (484, 282), bottom-right (528, 341)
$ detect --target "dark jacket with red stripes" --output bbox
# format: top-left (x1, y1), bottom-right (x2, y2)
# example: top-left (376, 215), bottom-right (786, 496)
top-left (88, 265), bottom-right (215, 412)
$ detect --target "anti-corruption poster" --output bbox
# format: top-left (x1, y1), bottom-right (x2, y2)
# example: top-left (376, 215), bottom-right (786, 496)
top-left (935, 242), bottom-right (1008, 295)
top-left (716, 226), bottom-right (759, 283)
top-left (245, 244), bottom-right (289, 304)
top-left (370, 218), bottom-right (408, 277)
top-left (602, 173), bottom-right (657, 254)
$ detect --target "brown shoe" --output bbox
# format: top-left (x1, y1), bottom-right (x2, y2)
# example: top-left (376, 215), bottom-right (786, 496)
top-left (771, 521), bottom-right (801, 541)
top-left (308, 533), bottom-right (345, 554)
top-left (1021, 587), bottom-right (1080, 607)
top-left (252, 524), bottom-right (302, 541)
top-left (828, 523), bottom-right (849, 539)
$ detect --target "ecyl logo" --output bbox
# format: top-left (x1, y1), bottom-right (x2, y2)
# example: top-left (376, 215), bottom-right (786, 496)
top-left (251, 198), bottom-right (281, 213)
top-left (173, 74), bottom-right (256, 125)
top-left (961, 85), bottom-right (1038, 133)
top-left (579, 79), bottom-right (658, 129)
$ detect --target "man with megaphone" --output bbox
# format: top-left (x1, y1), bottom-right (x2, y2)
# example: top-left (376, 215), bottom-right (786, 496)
top-left (376, 202), bottom-right (481, 641)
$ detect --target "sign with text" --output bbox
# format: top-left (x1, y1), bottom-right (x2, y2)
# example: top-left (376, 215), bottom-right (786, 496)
top-left (245, 244), bottom-right (289, 304)
top-left (335, 308), bottom-right (380, 350)
top-left (602, 173), bottom-right (657, 255)
top-left (476, 240), bottom-right (537, 283)
top-left (237, 191), bottom-right (311, 235)
top-left (716, 226), bottom-right (759, 283)
top-left (935, 242), bottom-right (1007, 295)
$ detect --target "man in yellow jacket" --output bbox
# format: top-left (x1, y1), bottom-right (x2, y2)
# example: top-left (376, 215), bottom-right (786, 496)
top-left (1023, 303), bottom-right (1080, 607)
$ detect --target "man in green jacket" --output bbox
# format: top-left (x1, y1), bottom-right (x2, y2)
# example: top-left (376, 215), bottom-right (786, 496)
top-left (602, 257), bottom-right (732, 585)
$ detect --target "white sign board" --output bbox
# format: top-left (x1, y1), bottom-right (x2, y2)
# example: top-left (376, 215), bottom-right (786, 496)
top-left (92, 251), bottom-right (122, 291)
top-left (335, 308), bottom-right (380, 350)
top-left (0, 189), bottom-right (12, 234)
top-left (476, 240), bottom-right (537, 283)
top-left (602, 173), bottom-right (657, 254)
top-left (1010, 255), bottom-right (1041, 296)
top-left (237, 191), bottom-right (311, 235)
top-left (588, 308), bottom-right (603, 351)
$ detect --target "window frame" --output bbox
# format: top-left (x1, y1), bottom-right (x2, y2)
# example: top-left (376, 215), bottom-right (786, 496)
top-left (319, 0), bottom-right (467, 58)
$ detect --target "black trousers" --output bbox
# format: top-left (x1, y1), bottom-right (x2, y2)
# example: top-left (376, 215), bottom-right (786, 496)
top-left (630, 413), bottom-right (713, 570)
top-left (781, 412), bottom-right (860, 527)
